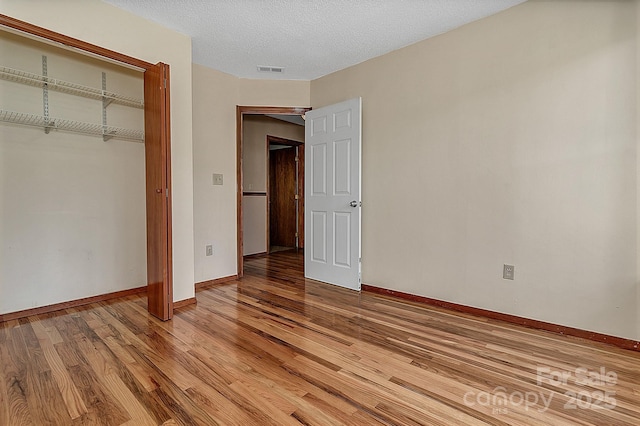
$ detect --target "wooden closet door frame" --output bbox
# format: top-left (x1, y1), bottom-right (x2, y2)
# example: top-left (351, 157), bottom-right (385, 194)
top-left (144, 63), bottom-right (173, 320)
top-left (0, 14), bottom-right (174, 320)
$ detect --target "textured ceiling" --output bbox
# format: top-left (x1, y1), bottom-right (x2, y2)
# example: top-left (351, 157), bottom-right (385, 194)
top-left (102, 0), bottom-right (526, 80)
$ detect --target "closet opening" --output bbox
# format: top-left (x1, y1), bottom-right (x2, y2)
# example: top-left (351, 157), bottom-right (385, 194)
top-left (0, 14), bottom-right (173, 321)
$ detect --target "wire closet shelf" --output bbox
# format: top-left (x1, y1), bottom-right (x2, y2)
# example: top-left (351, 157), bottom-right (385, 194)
top-left (0, 110), bottom-right (144, 142)
top-left (0, 66), bottom-right (144, 108)
top-left (0, 64), bottom-right (144, 142)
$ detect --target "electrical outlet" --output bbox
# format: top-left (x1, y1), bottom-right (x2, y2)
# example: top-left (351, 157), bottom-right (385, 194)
top-left (212, 173), bottom-right (223, 186)
top-left (206, 245), bottom-right (213, 256)
top-left (503, 264), bottom-right (514, 280)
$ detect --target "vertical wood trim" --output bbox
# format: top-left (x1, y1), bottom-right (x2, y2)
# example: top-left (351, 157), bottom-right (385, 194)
top-left (298, 145), bottom-right (305, 249)
top-left (144, 63), bottom-right (172, 321)
top-left (144, 64), bottom-right (163, 319)
top-left (236, 107), bottom-right (244, 277)
top-left (163, 63), bottom-right (173, 320)
top-left (266, 138), bottom-right (271, 253)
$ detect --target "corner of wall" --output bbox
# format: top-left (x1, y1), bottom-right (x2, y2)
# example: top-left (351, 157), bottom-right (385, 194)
top-left (192, 66), bottom-right (311, 283)
top-left (192, 64), bottom-right (240, 284)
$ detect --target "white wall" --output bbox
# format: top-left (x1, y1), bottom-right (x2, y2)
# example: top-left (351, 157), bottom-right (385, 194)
top-left (242, 196), bottom-right (267, 256)
top-left (192, 66), bottom-right (238, 283)
top-left (1, 0), bottom-right (195, 304)
top-left (192, 64), bottom-right (309, 282)
top-left (311, 0), bottom-right (639, 340)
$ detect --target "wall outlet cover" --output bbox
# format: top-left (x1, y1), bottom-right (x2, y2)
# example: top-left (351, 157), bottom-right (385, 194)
top-left (503, 264), bottom-right (514, 280)
top-left (213, 173), bottom-right (223, 185)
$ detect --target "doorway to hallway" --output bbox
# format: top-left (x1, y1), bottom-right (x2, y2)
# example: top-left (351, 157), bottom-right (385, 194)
top-left (236, 106), bottom-right (311, 278)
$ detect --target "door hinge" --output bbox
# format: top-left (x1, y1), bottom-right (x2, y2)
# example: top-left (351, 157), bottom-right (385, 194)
top-left (166, 188), bottom-right (169, 198)
top-left (295, 156), bottom-right (299, 162)
top-left (294, 194), bottom-right (299, 200)
top-left (295, 232), bottom-right (299, 238)
top-left (163, 78), bottom-right (167, 88)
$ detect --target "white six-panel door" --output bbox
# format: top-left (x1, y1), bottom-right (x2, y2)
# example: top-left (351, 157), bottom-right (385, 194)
top-left (305, 98), bottom-right (362, 290)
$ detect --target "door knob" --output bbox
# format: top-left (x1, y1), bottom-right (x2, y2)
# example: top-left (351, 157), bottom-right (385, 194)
top-left (349, 200), bottom-right (359, 207)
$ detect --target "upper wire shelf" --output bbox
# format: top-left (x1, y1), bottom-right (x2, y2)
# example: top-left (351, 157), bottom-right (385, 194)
top-left (0, 109), bottom-right (144, 142)
top-left (0, 66), bottom-right (144, 109)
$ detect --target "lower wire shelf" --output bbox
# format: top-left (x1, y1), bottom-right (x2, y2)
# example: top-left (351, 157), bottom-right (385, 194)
top-left (0, 109), bottom-right (144, 142)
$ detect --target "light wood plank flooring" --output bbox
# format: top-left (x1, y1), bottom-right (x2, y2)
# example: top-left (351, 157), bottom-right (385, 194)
top-left (1, 250), bottom-right (639, 425)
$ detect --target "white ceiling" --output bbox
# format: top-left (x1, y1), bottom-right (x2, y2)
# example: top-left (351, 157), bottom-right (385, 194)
top-left (102, 0), bottom-right (526, 81)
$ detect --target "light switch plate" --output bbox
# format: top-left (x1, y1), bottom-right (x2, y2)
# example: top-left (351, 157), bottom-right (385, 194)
top-left (212, 173), bottom-right (223, 185)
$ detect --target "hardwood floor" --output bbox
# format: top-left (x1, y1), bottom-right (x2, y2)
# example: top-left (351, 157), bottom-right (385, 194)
top-left (2, 250), bottom-right (639, 425)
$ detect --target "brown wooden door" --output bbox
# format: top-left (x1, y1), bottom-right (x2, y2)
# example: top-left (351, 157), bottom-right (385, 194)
top-left (144, 63), bottom-right (172, 321)
top-left (269, 147), bottom-right (297, 248)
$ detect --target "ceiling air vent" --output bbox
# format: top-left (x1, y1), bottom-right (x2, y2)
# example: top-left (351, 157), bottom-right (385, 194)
top-left (257, 66), bottom-right (284, 73)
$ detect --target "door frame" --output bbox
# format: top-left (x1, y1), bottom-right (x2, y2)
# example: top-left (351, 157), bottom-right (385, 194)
top-left (267, 135), bottom-right (304, 252)
top-left (1, 14), bottom-right (174, 319)
top-left (236, 106), bottom-right (310, 277)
